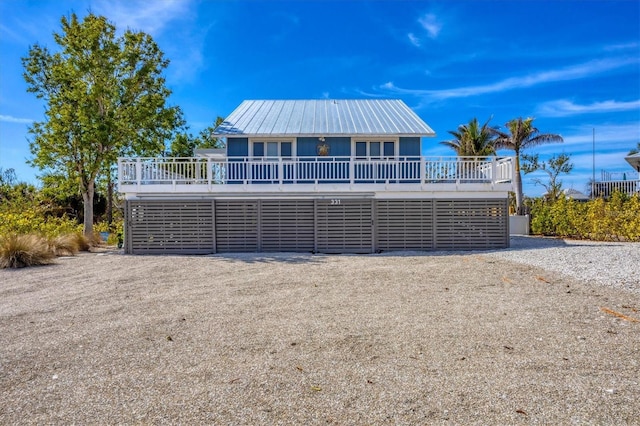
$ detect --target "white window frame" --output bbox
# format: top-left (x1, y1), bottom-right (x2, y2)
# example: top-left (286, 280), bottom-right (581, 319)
top-left (351, 138), bottom-right (399, 159)
top-left (249, 138), bottom-right (296, 158)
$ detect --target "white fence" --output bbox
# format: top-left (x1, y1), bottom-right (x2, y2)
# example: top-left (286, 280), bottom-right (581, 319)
top-left (118, 156), bottom-right (514, 187)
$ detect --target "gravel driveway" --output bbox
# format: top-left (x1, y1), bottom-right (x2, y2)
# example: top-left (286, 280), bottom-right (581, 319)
top-left (1, 237), bottom-right (639, 424)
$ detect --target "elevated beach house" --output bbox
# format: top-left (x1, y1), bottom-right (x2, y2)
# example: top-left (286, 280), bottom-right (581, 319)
top-left (118, 99), bottom-right (514, 254)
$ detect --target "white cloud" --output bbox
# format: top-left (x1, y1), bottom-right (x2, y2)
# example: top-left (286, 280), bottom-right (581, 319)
top-left (94, 0), bottom-right (193, 36)
top-left (418, 13), bottom-right (441, 39)
top-left (380, 56), bottom-right (640, 101)
top-left (537, 99), bottom-right (640, 117)
top-left (407, 32), bottom-right (421, 47)
top-left (0, 115), bottom-right (33, 124)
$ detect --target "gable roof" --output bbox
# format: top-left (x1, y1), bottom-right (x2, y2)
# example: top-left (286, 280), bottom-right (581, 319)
top-left (213, 99), bottom-right (435, 137)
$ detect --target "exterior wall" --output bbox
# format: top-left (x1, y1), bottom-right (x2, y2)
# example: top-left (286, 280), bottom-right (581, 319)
top-left (297, 137), bottom-right (351, 157)
top-left (124, 195), bottom-right (509, 255)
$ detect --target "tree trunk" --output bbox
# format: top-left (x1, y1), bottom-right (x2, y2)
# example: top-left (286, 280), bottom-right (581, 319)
top-left (107, 172), bottom-right (113, 224)
top-left (82, 180), bottom-right (95, 239)
top-left (514, 155), bottom-right (524, 215)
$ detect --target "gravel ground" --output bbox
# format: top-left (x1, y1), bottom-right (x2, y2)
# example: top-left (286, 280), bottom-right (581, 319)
top-left (1, 237), bottom-right (639, 424)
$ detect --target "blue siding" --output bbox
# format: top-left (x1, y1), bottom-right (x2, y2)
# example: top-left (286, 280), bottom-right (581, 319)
top-left (399, 137), bottom-right (420, 157)
top-left (227, 138), bottom-right (248, 157)
top-left (297, 137), bottom-right (351, 157)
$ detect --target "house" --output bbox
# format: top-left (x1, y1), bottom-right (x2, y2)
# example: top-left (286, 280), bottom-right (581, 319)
top-left (118, 99), bottom-right (515, 254)
top-left (591, 152), bottom-right (640, 198)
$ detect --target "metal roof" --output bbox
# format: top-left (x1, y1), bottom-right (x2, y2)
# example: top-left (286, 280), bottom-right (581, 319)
top-left (625, 152), bottom-right (640, 171)
top-left (213, 99), bottom-right (435, 137)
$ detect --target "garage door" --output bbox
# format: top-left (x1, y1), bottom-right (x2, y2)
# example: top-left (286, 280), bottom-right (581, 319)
top-left (434, 199), bottom-right (508, 250)
top-left (315, 199), bottom-right (373, 253)
top-left (125, 200), bottom-right (214, 254)
top-left (376, 200), bottom-right (434, 251)
top-left (260, 200), bottom-right (315, 252)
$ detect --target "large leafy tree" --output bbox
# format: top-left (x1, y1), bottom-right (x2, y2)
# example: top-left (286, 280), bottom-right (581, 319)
top-left (23, 13), bottom-right (183, 237)
top-left (492, 118), bottom-right (563, 215)
top-left (440, 117), bottom-right (496, 157)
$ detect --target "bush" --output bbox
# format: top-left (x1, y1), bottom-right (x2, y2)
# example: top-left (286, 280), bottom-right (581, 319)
top-left (0, 234), bottom-right (55, 269)
top-left (529, 193), bottom-right (640, 241)
top-left (49, 234), bottom-right (80, 256)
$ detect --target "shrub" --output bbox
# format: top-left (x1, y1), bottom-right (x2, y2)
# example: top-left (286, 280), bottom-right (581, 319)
top-left (49, 234), bottom-right (80, 256)
top-left (0, 234), bottom-right (55, 269)
top-left (71, 232), bottom-right (91, 251)
top-left (529, 193), bottom-right (640, 241)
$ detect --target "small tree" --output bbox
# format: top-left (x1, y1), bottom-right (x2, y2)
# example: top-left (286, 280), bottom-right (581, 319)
top-left (23, 13), bottom-right (183, 238)
top-left (522, 153), bottom-right (574, 201)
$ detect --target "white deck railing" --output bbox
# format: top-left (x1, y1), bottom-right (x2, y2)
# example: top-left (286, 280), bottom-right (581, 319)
top-left (592, 179), bottom-right (640, 198)
top-left (118, 156), bottom-right (513, 189)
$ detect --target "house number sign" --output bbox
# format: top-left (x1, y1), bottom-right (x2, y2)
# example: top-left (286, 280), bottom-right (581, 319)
top-left (330, 199), bottom-right (341, 205)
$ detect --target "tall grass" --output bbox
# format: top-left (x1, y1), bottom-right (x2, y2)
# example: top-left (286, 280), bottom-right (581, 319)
top-left (0, 234), bottom-right (55, 268)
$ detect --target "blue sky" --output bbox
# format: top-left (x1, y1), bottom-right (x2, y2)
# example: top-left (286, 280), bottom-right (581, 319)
top-left (1, 0), bottom-right (639, 196)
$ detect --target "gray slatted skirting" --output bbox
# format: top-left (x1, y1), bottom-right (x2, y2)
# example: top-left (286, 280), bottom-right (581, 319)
top-left (215, 200), bottom-right (259, 252)
top-left (376, 200), bottom-right (434, 251)
top-left (125, 198), bottom-right (509, 254)
top-left (125, 200), bottom-right (214, 254)
top-left (261, 200), bottom-right (314, 252)
top-left (434, 199), bottom-right (509, 250)
top-left (315, 199), bottom-right (373, 254)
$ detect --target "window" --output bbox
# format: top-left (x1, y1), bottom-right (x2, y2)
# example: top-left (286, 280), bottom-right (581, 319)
top-left (354, 140), bottom-right (397, 159)
top-left (251, 140), bottom-right (294, 158)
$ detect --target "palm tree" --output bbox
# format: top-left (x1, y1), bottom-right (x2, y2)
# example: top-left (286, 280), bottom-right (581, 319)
top-left (440, 117), bottom-right (497, 157)
top-left (492, 117), bottom-right (563, 215)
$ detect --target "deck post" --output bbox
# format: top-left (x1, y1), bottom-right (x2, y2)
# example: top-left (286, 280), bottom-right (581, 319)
top-left (349, 156), bottom-right (355, 185)
top-left (491, 157), bottom-right (497, 185)
top-left (136, 158), bottom-right (142, 187)
top-left (420, 157), bottom-right (426, 183)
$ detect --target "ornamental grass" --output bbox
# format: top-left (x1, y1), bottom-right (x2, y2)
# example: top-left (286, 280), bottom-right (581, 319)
top-left (0, 234), bottom-right (55, 269)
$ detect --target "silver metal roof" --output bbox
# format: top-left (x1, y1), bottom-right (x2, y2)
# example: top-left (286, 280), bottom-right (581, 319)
top-left (214, 99), bottom-right (435, 137)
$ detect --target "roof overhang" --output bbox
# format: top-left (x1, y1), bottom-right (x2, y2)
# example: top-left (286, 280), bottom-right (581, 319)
top-left (625, 152), bottom-right (640, 172)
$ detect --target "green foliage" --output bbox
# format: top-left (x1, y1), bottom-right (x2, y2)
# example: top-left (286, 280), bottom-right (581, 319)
top-left (22, 13), bottom-right (183, 237)
top-left (440, 117), bottom-right (496, 157)
top-left (522, 153), bottom-right (574, 201)
top-left (529, 193), bottom-right (640, 241)
top-left (168, 117), bottom-right (225, 157)
top-left (492, 117), bottom-right (564, 215)
top-left (0, 234), bottom-right (55, 268)
top-left (0, 174), bottom-right (82, 238)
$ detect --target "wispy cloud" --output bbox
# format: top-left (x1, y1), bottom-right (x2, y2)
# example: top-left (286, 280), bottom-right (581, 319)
top-left (418, 13), bottom-right (442, 39)
top-left (0, 115), bottom-right (33, 124)
top-left (538, 99), bottom-right (640, 117)
top-left (407, 33), bottom-right (421, 47)
top-left (94, 0), bottom-right (193, 36)
top-left (380, 56), bottom-right (640, 102)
